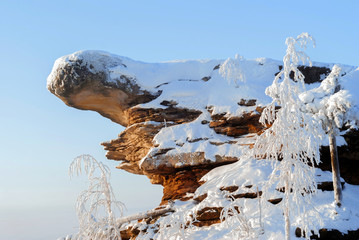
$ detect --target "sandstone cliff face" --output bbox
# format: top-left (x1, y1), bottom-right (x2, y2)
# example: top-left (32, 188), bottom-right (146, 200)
top-left (48, 51), bottom-right (359, 239)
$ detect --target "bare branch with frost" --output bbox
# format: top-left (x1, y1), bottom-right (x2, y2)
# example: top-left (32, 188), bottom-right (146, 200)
top-left (116, 204), bottom-right (174, 226)
top-left (69, 154), bottom-right (125, 240)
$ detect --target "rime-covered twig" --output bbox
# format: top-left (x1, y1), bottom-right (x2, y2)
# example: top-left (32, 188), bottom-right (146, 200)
top-left (69, 154), bottom-right (124, 240)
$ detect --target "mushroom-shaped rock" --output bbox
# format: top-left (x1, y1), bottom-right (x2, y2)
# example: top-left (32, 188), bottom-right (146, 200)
top-left (47, 50), bottom-right (160, 126)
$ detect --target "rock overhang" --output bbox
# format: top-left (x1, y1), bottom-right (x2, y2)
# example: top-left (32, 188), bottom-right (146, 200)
top-left (47, 50), bottom-right (161, 126)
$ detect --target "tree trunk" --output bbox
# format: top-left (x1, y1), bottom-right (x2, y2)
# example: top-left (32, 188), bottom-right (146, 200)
top-left (257, 186), bottom-right (264, 234)
top-left (284, 179), bottom-right (291, 240)
top-left (329, 125), bottom-right (343, 207)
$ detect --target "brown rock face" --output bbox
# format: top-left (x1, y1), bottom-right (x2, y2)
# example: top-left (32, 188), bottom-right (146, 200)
top-left (208, 106), bottom-right (265, 138)
top-left (102, 122), bottom-right (163, 175)
top-left (161, 169), bottom-right (210, 204)
top-left (128, 107), bottom-right (202, 125)
top-left (193, 207), bottom-right (223, 227)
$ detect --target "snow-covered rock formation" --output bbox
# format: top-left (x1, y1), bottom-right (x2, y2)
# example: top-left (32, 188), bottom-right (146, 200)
top-left (48, 50), bottom-right (359, 239)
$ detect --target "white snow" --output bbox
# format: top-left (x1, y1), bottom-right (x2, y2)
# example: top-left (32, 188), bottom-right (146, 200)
top-left (342, 67), bottom-right (359, 123)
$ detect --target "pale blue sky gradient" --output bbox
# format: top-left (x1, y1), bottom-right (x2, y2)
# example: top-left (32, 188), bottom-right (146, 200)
top-left (0, 1), bottom-right (358, 239)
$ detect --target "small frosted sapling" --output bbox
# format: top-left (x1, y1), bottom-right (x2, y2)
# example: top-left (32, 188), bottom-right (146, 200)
top-left (256, 33), bottom-right (324, 240)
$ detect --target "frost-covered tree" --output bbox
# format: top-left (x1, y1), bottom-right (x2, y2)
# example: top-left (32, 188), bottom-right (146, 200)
top-left (255, 33), bottom-right (324, 240)
top-left (219, 54), bottom-right (246, 86)
top-left (69, 155), bottom-right (125, 240)
top-left (299, 65), bottom-right (352, 206)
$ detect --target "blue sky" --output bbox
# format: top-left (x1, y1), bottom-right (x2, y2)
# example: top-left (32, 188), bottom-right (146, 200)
top-left (0, 1), bottom-right (358, 239)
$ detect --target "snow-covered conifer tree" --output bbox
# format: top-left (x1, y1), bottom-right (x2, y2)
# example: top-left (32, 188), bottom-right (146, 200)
top-left (255, 33), bottom-right (324, 240)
